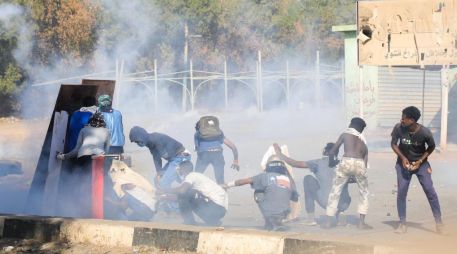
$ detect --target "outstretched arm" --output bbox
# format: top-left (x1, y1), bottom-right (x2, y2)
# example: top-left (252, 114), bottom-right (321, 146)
top-left (272, 143), bottom-right (308, 168)
top-left (221, 177), bottom-right (252, 189)
top-left (224, 137), bottom-right (239, 171)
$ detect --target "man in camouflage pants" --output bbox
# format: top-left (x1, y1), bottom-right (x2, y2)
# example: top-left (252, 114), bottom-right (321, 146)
top-left (324, 117), bottom-right (371, 229)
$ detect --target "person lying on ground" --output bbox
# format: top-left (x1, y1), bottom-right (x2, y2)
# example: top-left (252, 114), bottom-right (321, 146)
top-left (273, 142), bottom-right (352, 226)
top-left (323, 117), bottom-right (371, 230)
top-left (158, 160), bottom-right (228, 226)
top-left (222, 158), bottom-right (299, 231)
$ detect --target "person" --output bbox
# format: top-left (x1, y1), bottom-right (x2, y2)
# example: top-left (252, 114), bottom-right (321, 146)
top-left (194, 116), bottom-right (239, 184)
top-left (260, 144), bottom-right (301, 222)
top-left (273, 143), bottom-right (352, 226)
top-left (223, 158), bottom-right (299, 231)
top-left (98, 94), bottom-right (125, 154)
top-left (57, 112), bottom-right (110, 218)
top-left (106, 159), bottom-right (157, 221)
top-left (129, 126), bottom-right (191, 189)
top-left (67, 96), bottom-right (97, 152)
top-left (391, 106), bottom-right (444, 234)
top-left (324, 117), bottom-right (371, 229)
top-left (160, 160), bottom-right (227, 226)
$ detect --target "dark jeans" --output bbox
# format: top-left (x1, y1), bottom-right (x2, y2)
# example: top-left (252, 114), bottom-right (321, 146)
top-left (303, 175), bottom-right (351, 214)
top-left (396, 162), bottom-right (442, 224)
top-left (57, 155), bottom-right (92, 218)
top-left (195, 151), bottom-right (225, 184)
top-left (178, 189), bottom-right (226, 226)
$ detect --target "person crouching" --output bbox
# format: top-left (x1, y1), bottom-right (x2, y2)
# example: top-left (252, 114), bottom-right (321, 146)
top-left (223, 158), bottom-right (299, 231)
top-left (160, 160), bottom-right (228, 226)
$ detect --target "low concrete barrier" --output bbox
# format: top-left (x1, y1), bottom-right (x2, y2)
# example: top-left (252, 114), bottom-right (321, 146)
top-left (0, 215), bottom-right (390, 254)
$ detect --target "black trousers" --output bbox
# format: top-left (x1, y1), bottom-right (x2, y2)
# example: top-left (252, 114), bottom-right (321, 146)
top-left (178, 189), bottom-right (226, 226)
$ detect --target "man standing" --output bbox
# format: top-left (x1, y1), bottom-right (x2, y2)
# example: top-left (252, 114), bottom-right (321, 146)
top-left (98, 94), bottom-right (125, 154)
top-left (194, 116), bottom-right (239, 184)
top-left (129, 126), bottom-right (191, 189)
top-left (223, 158), bottom-right (298, 231)
top-left (273, 143), bottom-right (352, 226)
top-left (161, 160), bottom-right (227, 226)
top-left (324, 117), bottom-right (371, 229)
top-left (391, 106), bottom-right (443, 234)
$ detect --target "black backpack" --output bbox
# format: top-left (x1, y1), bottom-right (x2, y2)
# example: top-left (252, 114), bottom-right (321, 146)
top-left (195, 116), bottom-right (223, 140)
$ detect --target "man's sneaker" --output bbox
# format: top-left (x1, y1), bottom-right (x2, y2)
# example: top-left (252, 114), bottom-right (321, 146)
top-left (395, 223), bottom-right (407, 234)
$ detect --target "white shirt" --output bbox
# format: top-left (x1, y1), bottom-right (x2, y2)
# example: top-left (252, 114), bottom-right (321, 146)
top-left (184, 172), bottom-right (228, 210)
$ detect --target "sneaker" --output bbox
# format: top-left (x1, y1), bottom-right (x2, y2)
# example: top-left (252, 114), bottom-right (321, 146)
top-left (395, 223), bottom-right (407, 234)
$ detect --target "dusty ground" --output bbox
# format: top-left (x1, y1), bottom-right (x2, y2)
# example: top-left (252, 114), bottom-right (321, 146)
top-left (0, 238), bottom-right (190, 254)
top-left (1, 111), bottom-right (457, 253)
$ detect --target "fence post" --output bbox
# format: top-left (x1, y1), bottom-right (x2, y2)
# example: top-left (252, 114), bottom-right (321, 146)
top-left (315, 50), bottom-right (320, 109)
top-left (286, 60), bottom-right (290, 109)
top-left (224, 59), bottom-right (228, 110)
top-left (154, 59), bottom-right (158, 113)
top-left (190, 60), bottom-right (194, 111)
top-left (258, 51), bottom-right (263, 112)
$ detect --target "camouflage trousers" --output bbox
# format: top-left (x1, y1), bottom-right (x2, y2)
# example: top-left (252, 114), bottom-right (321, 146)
top-left (326, 157), bottom-right (369, 216)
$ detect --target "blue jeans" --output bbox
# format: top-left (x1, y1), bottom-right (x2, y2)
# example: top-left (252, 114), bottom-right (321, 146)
top-left (159, 154), bottom-right (191, 189)
top-left (396, 162), bottom-right (442, 223)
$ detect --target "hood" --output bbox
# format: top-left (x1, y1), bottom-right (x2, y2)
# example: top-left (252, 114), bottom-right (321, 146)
top-left (129, 126), bottom-right (149, 143)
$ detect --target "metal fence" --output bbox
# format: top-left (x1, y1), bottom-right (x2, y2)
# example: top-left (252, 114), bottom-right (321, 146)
top-left (31, 51), bottom-right (344, 112)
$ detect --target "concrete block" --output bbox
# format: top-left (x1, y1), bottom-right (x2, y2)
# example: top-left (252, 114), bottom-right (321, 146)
top-left (133, 227), bottom-right (199, 252)
top-left (60, 220), bottom-right (134, 247)
top-left (197, 230), bottom-right (284, 254)
top-left (2, 217), bottom-right (62, 242)
top-left (283, 238), bottom-right (374, 254)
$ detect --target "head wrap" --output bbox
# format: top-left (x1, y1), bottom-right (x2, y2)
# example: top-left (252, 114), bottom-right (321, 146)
top-left (98, 94), bottom-right (112, 108)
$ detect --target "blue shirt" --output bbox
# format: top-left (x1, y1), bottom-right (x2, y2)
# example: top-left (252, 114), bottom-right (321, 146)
top-left (194, 132), bottom-right (224, 153)
top-left (67, 111), bottom-right (93, 152)
top-left (102, 109), bottom-right (125, 147)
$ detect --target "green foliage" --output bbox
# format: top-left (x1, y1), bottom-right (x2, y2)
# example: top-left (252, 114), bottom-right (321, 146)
top-left (0, 63), bottom-right (21, 95)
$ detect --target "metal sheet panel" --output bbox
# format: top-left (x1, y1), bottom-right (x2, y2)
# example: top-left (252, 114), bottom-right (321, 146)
top-left (378, 67), bottom-right (442, 128)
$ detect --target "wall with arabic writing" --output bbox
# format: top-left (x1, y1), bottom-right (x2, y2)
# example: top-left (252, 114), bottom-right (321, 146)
top-left (342, 30), bottom-right (379, 128)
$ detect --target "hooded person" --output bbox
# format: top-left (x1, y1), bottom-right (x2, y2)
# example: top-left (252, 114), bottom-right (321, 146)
top-left (223, 158), bottom-right (299, 231)
top-left (129, 126), bottom-right (191, 189)
top-left (98, 94), bottom-right (125, 154)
